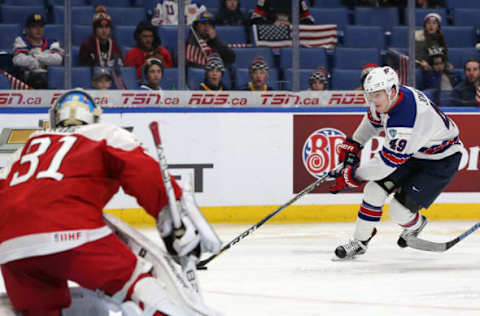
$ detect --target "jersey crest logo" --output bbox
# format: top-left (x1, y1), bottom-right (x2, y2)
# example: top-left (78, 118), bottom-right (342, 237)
top-left (388, 129), bottom-right (397, 138)
top-left (302, 128), bottom-right (346, 179)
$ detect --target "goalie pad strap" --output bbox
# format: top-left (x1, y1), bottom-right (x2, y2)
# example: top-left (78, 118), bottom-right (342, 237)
top-left (111, 257), bottom-right (153, 304)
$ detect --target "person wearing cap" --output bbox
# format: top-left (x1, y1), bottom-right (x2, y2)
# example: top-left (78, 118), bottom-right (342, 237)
top-left (139, 58), bottom-right (164, 90)
top-left (125, 21), bottom-right (173, 79)
top-left (250, 0), bottom-right (314, 25)
top-left (309, 67), bottom-right (329, 91)
top-left (415, 13), bottom-right (451, 72)
top-left (12, 13), bottom-right (64, 89)
top-left (421, 49), bottom-right (458, 93)
top-left (79, 5), bottom-right (123, 68)
top-left (355, 63), bottom-right (378, 90)
top-left (92, 67), bottom-right (113, 90)
top-left (198, 55), bottom-right (228, 91)
top-left (241, 56), bottom-right (273, 91)
top-left (185, 11), bottom-right (235, 69)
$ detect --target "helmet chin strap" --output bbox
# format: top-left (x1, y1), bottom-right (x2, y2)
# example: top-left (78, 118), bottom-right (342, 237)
top-left (385, 87), bottom-right (398, 112)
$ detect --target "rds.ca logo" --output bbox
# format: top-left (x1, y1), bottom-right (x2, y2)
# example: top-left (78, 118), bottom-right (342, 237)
top-left (302, 128), bottom-right (346, 179)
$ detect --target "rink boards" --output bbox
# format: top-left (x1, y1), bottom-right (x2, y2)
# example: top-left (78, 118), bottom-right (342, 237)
top-left (0, 107), bottom-right (479, 224)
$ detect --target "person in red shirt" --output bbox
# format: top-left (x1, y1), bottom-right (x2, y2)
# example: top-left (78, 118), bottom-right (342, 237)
top-left (0, 90), bottom-right (220, 315)
top-left (125, 21), bottom-right (173, 79)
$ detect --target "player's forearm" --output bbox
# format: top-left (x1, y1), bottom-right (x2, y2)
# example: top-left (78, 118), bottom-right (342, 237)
top-left (352, 116), bottom-right (380, 146)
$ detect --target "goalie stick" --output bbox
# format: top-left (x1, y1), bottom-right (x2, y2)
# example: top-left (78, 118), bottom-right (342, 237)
top-left (149, 121), bottom-right (202, 294)
top-left (406, 221), bottom-right (480, 252)
top-left (196, 164), bottom-right (343, 269)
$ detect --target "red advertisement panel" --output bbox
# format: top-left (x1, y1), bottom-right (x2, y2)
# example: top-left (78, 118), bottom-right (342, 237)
top-left (293, 114), bottom-right (480, 193)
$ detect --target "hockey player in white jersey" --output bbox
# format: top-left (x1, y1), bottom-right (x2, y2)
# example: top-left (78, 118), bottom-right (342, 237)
top-left (329, 66), bottom-right (463, 260)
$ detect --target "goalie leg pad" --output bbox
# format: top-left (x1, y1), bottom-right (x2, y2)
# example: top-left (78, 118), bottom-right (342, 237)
top-left (180, 175), bottom-right (222, 255)
top-left (111, 256), bottom-right (153, 304)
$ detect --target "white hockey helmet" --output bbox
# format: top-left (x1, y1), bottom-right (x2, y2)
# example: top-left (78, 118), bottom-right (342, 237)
top-left (363, 66), bottom-right (400, 108)
top-left (50, 89), bottom-right (102, 127)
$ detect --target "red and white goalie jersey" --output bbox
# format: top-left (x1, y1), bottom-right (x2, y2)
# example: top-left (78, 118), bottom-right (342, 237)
top-left (0, 122), bottom-right (181, 265)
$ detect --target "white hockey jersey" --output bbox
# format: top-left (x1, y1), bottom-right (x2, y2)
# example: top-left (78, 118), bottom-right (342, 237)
top-left (151, 0), bottom-right (207, 26)
top-left (354, 86), bottom-right (462, 181)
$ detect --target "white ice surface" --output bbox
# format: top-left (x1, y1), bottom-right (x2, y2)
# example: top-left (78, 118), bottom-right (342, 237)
top-left (1, 221), bottom-right (480, 315)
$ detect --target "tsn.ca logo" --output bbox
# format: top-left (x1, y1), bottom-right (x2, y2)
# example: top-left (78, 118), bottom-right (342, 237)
top-left (302, 128), bottom-right (346, 179)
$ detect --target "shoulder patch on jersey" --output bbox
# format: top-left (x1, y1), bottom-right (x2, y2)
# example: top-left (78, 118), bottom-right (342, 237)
top-left (77, 123), bottom-right (141, 151)
top-left (387, 86), bottom-right (417, 129)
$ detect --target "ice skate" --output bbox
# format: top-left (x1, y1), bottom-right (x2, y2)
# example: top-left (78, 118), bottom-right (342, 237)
top-left (334, 228), bottom-right (377, 260)
top-left (397, 215), bottom-right (428, 248)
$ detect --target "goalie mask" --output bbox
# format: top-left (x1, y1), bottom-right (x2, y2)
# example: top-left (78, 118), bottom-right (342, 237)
top-left (50, 90), bottom-right (102, 128)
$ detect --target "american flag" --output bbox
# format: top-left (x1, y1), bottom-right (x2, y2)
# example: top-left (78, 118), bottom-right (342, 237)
top-left (253, 24), bottom-right (337, 49)
top-left (0, 70), bottom-right (31, 90)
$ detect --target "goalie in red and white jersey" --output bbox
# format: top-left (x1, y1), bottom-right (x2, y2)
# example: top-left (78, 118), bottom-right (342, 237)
top-left (0, 90), bottom-right (221, 316)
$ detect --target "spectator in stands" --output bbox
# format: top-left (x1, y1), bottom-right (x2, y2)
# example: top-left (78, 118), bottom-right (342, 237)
top-left (356, 63), bottom-right (378, 90)
top-left (151, 0), bottom-right (206, 26)
top-left (13, 13), bottom-right (64, 89)
top-left (416, 0), bottom-right (445, 8)
top-left (125, 21), bottom-right (173, 79)
top-left (91, 67), bottom-right (113, 90)
top-left (421, 50), bottom-right (458, 92)
top-left (215, 0), bottom-right (251, 43)
top-left (415, 13), bottom-right (451, 72)
top-left (241, 56), bottom-right (273, 91)
top-left (139, 58), bottom-right (163, 90)
top-left (251, 0), bottom-right (314, 25)
top-left (450, 59), bottom-right (480, 107)
top-left (198, 55), bottom-right (228, 90)
top-left (186, 12), bottom-right (236, 68)
top-left (309, 67), bottom-right (328, 91)
top-left (79, 6), bottom-right (123, 68)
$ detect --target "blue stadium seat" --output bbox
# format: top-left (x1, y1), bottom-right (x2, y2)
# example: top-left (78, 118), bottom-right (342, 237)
top-left (72, 46), bottom-right (80, 66)
top-left (48, 0), bottom-right (88, 5)
top-left (406, 8), bottom-right (447, 27)
top-left (331, 69), bottom-right (361, 90)
top-left (202, 0), bottom-right (220, 10)
top-left (54, 6), bottom-right (94, 25)
top-left (1, 5), bottom-right (46, 24)
top-left (343, 25), bottom-right (385, 48)
top-left (161, 68), bottom-right (179, 90)
top-left (0, 73), bottom-right (10, 89)
top-left (442, 26), bottom-right (476, 48)
top-left (0, 24), bottom-right (21, 52)
top-left (452, 9), bottom-right (480, 28)
top-left (279, 47), bottom-right (328, 69)
top-left (313, 0), bottom-right (344, 8)
top-left (142, 0), bottom-right (157, 12)
top-left (389, 26), bottom-right (422, 48)
top-left (354, 7), bottom-right (399, 31)
top-left (187, 67), bottom-right (232, 90)
top-left (4, 0), bottom-right (44, 5)
top-left (119, 67), bottom-right (138, 89)
top-left (215, 26), bottom-right (247, 45)
top-left (453, 68), bottom-right (465, 82)
top-left (72, 25), bottom-right (92, 46)
top-left (235, 68), bottom-right (279, 90)
top-left (91, 0), bottom-right (133, 7)
top-left (108, 7), bottom-right (145, 26)
top-left (448, 47), bottom-right (480, 68)
top-left (243, 0), bottom-right (258, 11)
top-left (333, 47), bottom-right (381, 69)
top-left (439, 90), bottom-right (452, 107)
top-left (114, 26), bottom-right (136, 48)
top-left (159, 26), bottom-right (189, 54)
top-left (44, 25), bottom-right (65, 46)
top-left (232, 47), bottom-right (274, 68)
top-left (48, 66), bottom-right (92, 89)
top-left (309, 8), bottom-right (350, 29)
top-left (446, 0), bottom-right (480, 10)
top-left (284, 69), bottom-right (320, 90)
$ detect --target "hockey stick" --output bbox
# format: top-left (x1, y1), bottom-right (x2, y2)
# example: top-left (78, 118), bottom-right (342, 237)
top-left (196, 165), bottom-right (342, 269)
top-left (406, 222), bottom-right (480, 252)
top-left (149, 121), bottom-right (202, 294)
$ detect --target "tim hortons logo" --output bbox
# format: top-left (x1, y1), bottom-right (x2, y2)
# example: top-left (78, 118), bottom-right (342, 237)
top-left (302, 128), bottom-right (346, 179)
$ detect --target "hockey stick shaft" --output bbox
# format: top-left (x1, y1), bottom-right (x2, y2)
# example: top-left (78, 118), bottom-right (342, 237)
top-left (197, 167), bottom-right (340, 268)
top-left (149, 121), bottom-right (181, 229)
top-left (406, 222), bottom-right (480, 252)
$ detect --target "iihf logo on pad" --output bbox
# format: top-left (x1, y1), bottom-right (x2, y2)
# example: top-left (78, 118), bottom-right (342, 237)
top-left (302, 128), bottom-right (346, 179)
